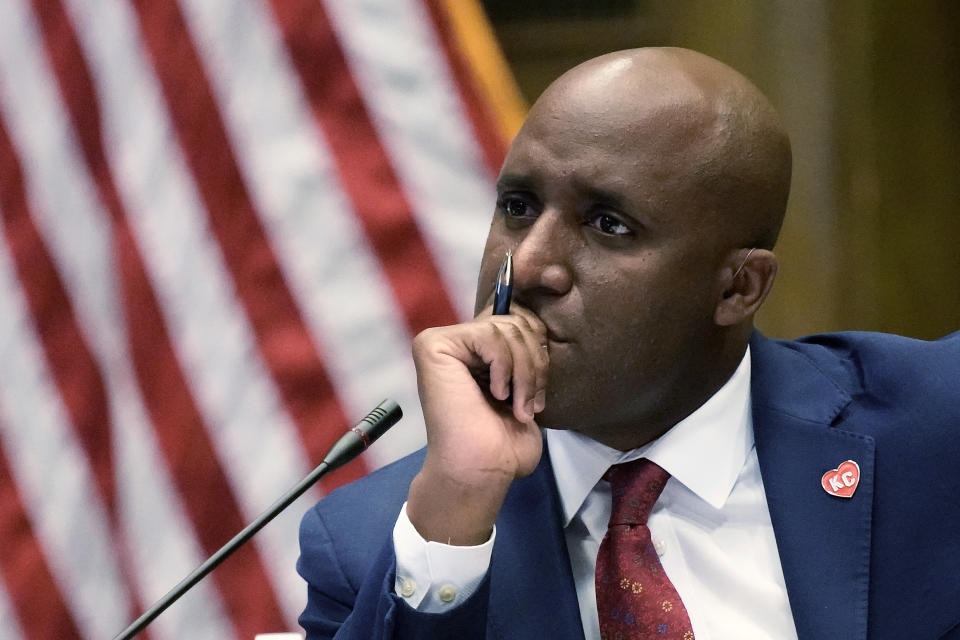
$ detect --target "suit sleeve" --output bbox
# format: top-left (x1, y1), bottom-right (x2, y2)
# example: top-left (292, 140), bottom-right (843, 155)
top-left (297, 502), bottom-right (492, 640)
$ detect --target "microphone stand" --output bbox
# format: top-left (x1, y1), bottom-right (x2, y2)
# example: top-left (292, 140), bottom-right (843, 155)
top-left (112, 399), bottom-right (402, 640)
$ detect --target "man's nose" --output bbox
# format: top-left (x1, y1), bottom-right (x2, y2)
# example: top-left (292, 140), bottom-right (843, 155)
top-left (511, 211), bottom-right (575, 297)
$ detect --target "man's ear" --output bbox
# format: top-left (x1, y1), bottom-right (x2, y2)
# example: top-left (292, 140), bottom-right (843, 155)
top-left (714, 248), bottom-right (778, 326)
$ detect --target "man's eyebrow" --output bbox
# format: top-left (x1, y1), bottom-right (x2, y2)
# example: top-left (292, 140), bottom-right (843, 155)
top-left (495, 174), bottom-right (535, 191)
top-left (582, 185), bottom-right (629, 209)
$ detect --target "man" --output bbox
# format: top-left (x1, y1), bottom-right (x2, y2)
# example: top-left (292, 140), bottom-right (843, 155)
top-left (297, 48), bottom-right (960, 639)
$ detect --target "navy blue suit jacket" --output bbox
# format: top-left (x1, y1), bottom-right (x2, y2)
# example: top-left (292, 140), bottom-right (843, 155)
top-left (297, 331), bottom-right (960, 639)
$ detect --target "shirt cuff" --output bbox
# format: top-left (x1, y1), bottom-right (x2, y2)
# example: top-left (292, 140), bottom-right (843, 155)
top-left (392, 501), bottom-right (495, 611)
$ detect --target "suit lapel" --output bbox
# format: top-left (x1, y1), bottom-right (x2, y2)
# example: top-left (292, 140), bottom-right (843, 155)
top-left (751, 334), bottom-right (874, 640)
top-left (488, 446), bottom-right (585, 640)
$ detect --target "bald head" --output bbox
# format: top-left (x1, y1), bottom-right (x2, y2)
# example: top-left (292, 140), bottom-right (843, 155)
top-left (526, 48), bottom-right (792, 249)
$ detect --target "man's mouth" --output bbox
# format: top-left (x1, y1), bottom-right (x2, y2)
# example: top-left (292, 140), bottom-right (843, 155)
top-left (533, 313), bottom-right (570, 344)
top-left (545, 328), bottom-right (569, 344)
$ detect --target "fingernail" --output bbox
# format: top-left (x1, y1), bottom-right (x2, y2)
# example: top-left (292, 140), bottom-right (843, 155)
top-left (534, 390), bottom-right (546, 412)
top-left (524, 399), bottom-right (536, 420)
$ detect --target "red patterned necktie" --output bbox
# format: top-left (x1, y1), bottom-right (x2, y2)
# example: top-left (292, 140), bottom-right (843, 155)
top-left (595, 459), bottom-right (694, 639)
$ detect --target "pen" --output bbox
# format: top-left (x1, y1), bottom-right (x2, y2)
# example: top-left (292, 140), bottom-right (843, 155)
top-left (492, 250), bottom-right (513, 315)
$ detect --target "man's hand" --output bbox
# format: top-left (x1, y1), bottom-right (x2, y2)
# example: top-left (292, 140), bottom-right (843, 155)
top-left (406, 305), bottom-right (549, 546)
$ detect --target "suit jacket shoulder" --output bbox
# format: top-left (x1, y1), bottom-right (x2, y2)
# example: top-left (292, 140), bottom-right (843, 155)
top-left (758, 329), bottom-right (959, 421)
top-left (750, 331), bottom-right (960, 640)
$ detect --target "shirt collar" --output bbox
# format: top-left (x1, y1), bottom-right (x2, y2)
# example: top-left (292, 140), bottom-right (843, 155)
top-left (545, 346), bottom-right (754, 527)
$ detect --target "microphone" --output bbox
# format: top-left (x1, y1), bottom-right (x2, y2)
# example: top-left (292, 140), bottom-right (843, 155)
top-left (112, 399), bottom-right (402, 640)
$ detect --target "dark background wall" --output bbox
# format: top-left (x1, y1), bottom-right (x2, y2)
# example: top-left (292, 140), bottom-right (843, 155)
top-left (481, 0), bottom-right (960, 340)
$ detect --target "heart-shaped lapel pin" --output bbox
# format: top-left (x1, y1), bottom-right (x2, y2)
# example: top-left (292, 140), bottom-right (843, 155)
top-left (821, 460), bottom-right (860, 498)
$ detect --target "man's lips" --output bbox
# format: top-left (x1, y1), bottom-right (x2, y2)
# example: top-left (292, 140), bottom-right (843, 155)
top-left (527, 310), bottom-right (569, 344)
top-left (498, 300), bottom-right (568, 343)
top-left (544, 327), bottom-right (569, 344)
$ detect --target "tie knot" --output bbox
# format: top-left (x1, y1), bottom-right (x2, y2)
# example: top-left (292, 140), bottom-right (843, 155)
top-left (604, 458), bottom-right (670, 527)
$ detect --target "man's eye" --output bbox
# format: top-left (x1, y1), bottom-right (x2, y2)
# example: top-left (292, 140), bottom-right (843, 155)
top-left (587, 213), bottom-right (632, 236)
top-left (498, 197), bottom-right (530, 217)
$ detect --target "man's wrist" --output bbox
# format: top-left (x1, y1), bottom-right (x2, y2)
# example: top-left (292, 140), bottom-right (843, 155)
top-left (406, 467), bottom-right (511, 546)
top-left (393, 502), bottom-right (494, 611)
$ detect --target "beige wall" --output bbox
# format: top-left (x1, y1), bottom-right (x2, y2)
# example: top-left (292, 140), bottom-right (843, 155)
top-left (487, 1), bottom-right (960, 339)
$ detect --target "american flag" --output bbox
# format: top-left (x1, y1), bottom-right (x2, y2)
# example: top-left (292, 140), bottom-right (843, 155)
top-left (0, 0), bottom-right (524, 637)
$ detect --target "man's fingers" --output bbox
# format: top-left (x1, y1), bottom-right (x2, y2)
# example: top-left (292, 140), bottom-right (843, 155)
top-left (499, 315), bottom-right (549, 418)
top-left (483, 327), bottom-right (514, 402)
top-left (417, 307), bottom-right (548, 422)
top-left (499, 323), bottom-right (538, 422)
top-left (523, 327), bottom-right (549, 414)
top-left (487, 316), bottom-right (547, 423)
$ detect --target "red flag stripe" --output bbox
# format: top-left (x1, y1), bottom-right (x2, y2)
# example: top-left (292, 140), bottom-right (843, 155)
top-left (267, 0), bottom-right (461, 335)
top-left (422, 0), bottom-right (510, 177)
top-left (0, 1), bottom-right (236, 633)
top-left (27, 1), bottom-right (287, 634)
top-left (319, 0), bottom-right (498, 324)
top-left (0, 226), bottom-right (130, 636)
top-left (119, 222), bottom-right (287, 637)
top-left (126, 0), bottom-right (365, 492)
top-left (0, 99), bottom-right (114, 519)
top-left (174, 0), bottom-right (431, 472)
top-left (60, 0), bottom-right (330, 623)
top-left (0, 106), bottom-right (154, 639)
top-left (0, 427), bottom-right (83, 640)
top-left (176, 0), bottom-right (396, 500)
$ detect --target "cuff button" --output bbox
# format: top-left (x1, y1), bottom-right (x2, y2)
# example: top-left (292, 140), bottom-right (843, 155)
top-left (438, 584), bottom-right (457, 603)
top-left (399, 578), bottom-right (417, 598)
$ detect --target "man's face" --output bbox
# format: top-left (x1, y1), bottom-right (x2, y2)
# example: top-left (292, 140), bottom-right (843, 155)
top-left (474, 87), bottom-right (732, 444)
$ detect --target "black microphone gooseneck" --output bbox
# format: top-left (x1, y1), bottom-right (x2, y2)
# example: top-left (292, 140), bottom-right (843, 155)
top-left (112, 399), bottom-right (402, 640)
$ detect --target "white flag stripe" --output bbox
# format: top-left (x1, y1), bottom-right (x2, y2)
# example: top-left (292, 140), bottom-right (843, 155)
top-left (60, 0), bottom-right (314, 621)
top-left (0, 581), bottom-right (25, 640)
top-left (324, 0), bottom-right (494, 321)
top-left (177, 0), bottom-right (428, 463)
top-left (0, 0), bottom-right (238, 632)
top-left (0, 0), bottom-right (114, 327)
top-left (0, 0), bottom-right (136, 631)
top-left (112, 367), bottom-right (235, 640)
top-left (0, 231), bottom-right (127, 640)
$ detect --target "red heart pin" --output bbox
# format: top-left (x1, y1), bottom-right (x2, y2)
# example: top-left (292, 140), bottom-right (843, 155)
top-left (821, 460), bottom-right (860, 498)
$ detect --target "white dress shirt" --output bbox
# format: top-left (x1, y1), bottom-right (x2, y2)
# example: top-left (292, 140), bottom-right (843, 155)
top-left (393, 348), bottom-right (799, 639)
